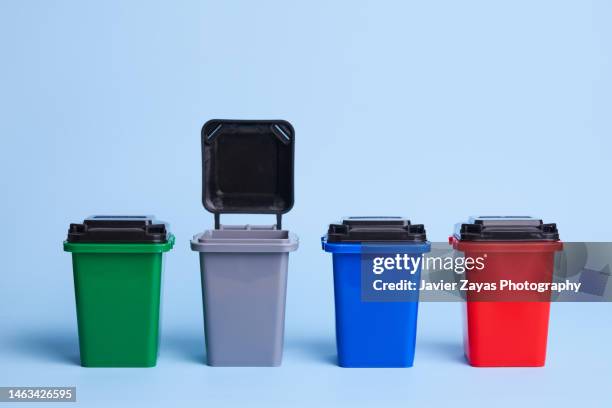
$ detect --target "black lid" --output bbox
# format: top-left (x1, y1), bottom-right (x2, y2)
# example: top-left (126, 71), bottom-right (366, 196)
top-left (67, 216), bottom-right (169, 243)
top-left (455, 216), bottom-right (560, 241)
top-left (201, 120), bottom-right (294, 222)
top-left (327, 217), bottom-right (427, 243)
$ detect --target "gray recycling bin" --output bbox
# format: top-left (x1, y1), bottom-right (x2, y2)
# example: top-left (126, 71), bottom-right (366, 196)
top-left (191, 119), bottom-right (299, 367)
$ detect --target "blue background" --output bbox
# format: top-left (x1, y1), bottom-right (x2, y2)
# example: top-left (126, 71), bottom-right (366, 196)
top-left (1, 1), bottom-right (611, 407)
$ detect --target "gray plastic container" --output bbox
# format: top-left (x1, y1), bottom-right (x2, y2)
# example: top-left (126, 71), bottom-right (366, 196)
top-left (194, 119), bottom-right (298, 367)
top-left (191, 225), bottom-right (299, 366)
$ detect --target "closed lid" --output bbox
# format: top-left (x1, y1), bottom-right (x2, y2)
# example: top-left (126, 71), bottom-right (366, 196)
top-left (327, 217), bottom-right (427, 243)
top-left (201, 119), bottom-right (294, 216)
top-left (67, 216), bottom-right (169, 243)
top-left (455, 216), bottom-right (559, 241)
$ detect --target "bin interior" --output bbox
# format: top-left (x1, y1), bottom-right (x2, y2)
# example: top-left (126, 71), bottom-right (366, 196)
top-left (192, 224), bottom-right (298, 252)
top-left (199, 227), bottom-right (289, 243)
top-left (208, 230), bottom-right (287, 239)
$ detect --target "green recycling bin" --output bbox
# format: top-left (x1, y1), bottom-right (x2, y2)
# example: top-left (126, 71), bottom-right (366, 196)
top-left (63, 216), bottom-right (174, 367)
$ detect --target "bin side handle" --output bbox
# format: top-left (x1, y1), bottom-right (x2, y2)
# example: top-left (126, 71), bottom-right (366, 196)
top-left (214, 213), bottom-right (282, 230)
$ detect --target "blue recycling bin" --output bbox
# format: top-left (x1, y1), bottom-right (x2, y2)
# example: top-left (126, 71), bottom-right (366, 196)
top-left (322, 217), bottom-right (430, 367)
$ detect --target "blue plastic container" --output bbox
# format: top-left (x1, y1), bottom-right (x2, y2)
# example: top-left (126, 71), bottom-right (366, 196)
top-left (322, 217), bottom-right (430, 368)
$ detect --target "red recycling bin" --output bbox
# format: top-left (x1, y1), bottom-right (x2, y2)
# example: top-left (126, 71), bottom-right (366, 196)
top-left (451, 217), bottom-right (563, 367)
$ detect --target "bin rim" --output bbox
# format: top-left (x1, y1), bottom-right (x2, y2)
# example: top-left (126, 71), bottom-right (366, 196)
top-left (322, 236), bottom-right (431, 254)
top-left (64, 234), bottom-right (175, 253)
top-left (191, 230), bottom-right (299, 253)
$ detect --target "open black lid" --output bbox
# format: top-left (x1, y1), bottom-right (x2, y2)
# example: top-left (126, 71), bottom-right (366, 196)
top-left (67, 216), bottom-right (169, 243)
top-left (201, 120), bottom-right (294, 229)
top-left (327, 217), bottom-right (427, 243)
top-left (455, 216), bottom-right (559, 241)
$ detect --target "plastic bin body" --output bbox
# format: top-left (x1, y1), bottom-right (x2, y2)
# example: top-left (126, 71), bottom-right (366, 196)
top-left (324, 240), bottom-right (429, 367)
top-left (64, 216), bottom-right (173, 367)
top-left (451, 216), bottom-right (562, 367)
top-left (191, 227), bottom-right (298, 366)
top-left (196, 120), bottom-right (298, 366)
top-left (64, 216), bottom-right (174, 367)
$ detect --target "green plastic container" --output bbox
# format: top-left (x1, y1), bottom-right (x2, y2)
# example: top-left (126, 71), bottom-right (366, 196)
top-left (63, 216), bottom-right (174, 367)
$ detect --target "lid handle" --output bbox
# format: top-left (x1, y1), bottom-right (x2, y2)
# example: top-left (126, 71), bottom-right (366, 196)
top-left (214, 213), bottom-right (282, 230)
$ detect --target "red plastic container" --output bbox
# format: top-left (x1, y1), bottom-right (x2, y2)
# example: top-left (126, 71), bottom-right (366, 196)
top-left (451, 217), bottom-right (563, 367)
